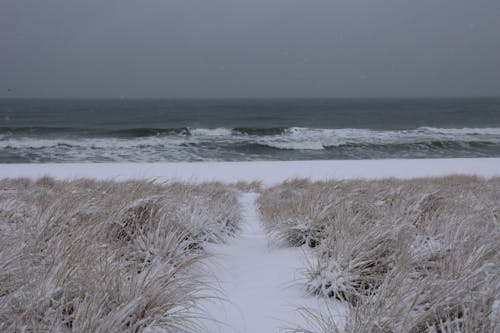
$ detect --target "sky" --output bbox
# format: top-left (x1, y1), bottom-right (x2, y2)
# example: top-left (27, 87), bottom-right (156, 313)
top-left (1, 0), bottom-right (499, 98)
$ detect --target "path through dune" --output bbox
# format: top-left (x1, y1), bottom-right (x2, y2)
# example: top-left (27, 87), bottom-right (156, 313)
top-left (199, 192), bottom-right (345, 332)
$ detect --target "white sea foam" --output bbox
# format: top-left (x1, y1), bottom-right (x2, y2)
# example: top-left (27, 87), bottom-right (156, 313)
top-left (2, 126), bottom-right (500, 151)
top-left (262, 140), bottom-right (326, 151)
top-left (417, 127), bottom-right (500, 136)
top-left (2, 126), bottom-right (500, 162)
top-left (280, 126), bottom-right (500, 146)
top-left (189, 127), bottom-right (233, 136)
top-left (0, 136), bottom-right (188, 150)
top-left (252, 126), bottom-right (500, 151)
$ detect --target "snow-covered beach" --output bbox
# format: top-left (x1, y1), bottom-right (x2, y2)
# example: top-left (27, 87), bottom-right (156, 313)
top-left (1, 158), bottom-right (500, 184)
top-left (1, 158), bottom-right (499, 332)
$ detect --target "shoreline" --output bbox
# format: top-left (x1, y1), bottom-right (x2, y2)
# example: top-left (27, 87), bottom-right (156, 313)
top-left (1, 158), bottom-right (499, 184)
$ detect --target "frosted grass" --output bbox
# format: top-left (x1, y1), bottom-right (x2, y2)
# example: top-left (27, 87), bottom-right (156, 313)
top-left (258, 176), bottom-right (500, 332)
top-left (0, 177), bottom-right (241, 333)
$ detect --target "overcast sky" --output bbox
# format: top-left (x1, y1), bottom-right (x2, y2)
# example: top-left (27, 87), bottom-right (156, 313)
top-left (1, 0), bottom-right (499, 98)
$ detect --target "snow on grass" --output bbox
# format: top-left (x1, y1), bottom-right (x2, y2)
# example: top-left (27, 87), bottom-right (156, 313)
top-left (0, 178), bottom-right (241, 333)
top-left (258, 176), bottom-right (500, 332)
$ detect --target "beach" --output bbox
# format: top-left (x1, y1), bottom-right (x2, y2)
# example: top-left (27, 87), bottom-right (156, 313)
top-left (2, 158), bottom-right (500, 184)
top-left (1, 159), bottom-right (499, 332)
top-left (3, 0), bottom-right (500, 330)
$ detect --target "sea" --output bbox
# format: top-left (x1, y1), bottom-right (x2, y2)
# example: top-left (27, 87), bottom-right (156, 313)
top-left (0, 98), bottom-right (499, 163)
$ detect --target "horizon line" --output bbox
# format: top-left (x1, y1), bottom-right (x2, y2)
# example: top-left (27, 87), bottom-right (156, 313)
top-left (1, 95), bottom-right (500, 100)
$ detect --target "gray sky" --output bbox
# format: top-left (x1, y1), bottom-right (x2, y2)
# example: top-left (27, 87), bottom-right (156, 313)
top-left (1, 0), bottom-right (499, 98)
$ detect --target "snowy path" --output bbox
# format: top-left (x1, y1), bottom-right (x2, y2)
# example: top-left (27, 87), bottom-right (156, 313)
top-left (199, 192), bottom-right (345, 333)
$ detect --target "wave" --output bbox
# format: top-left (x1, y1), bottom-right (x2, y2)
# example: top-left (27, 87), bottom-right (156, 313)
top-left (417, 127), bottom-right (500, 136)
top-left (232, 127), bottom-right (287, 136)
top-left (261, 140), bottom-right (325, 151)
top-left (0, 126), bottom-right (282, 138)
top-left (189, 128), bottom-right (233, 137)
top-left (1, 126), bottom-right (499, 152)
top-left (0, 127), bottom-right (191, 138)
top-left (109, 127), bottom-right (190, 137)
top-left (251, 127), bottom-right (500, 151)
top-left (0, 137), bottom-right (186, 150)
top-left (2, 125), bottom-right (499, 136)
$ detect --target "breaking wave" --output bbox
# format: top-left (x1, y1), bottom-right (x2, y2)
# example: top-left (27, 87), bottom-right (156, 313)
top-left (1, 126), bottom-right (500, 162)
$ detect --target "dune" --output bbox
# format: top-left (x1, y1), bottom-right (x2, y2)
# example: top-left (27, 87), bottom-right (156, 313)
top-left (1, 158), bottom-right (499, 332)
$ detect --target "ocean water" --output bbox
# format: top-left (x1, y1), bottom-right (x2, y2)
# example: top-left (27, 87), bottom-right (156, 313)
top-left (0, 98), bottom-right (499, 163)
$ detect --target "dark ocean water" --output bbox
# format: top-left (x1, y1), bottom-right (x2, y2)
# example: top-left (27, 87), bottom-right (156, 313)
top-left (0, 98), bottom-right (499, 163)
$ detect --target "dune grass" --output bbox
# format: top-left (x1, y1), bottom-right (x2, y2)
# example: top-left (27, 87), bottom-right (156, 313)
top-left (258, 176), bottom-right (500, 332)
top-left (0, 177), bottom-right (241, 333)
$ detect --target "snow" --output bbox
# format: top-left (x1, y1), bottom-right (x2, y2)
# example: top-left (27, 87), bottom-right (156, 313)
top-left (1, 158), bottom-right (499, 332)
top-left (199, 193), bottom-right (345, 332)
top-left (1, 158), bottom-right (499, 185)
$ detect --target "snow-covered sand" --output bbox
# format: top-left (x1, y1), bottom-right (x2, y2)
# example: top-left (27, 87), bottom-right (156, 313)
top-left (1, 158), bottom-right (500, 184)
top-left (1, 158), bottom-right (499, 332)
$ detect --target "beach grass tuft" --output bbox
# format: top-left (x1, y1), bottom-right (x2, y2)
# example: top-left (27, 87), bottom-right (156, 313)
top-left (0, 177), bottom-right (241, 333)
top-left (258, 176), bottom-right (500, 333)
